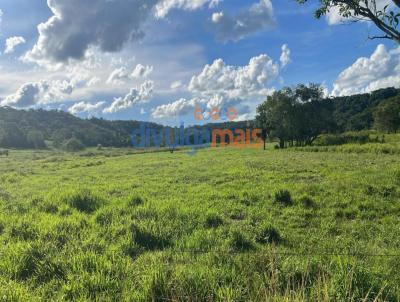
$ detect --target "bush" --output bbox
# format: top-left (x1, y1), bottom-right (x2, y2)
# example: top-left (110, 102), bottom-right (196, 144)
top-left (274, 190), bottom-right (293, 206)
top-left (204, 212), bottom-right (223, 228)
top-left (61, 190), bottom-right (103, 213)
top-left (256, 224), bottom-right (281, 244)
top-left (315, 132), bottom-right (376, 147)
top-left (62, 138), bottom-right (85, 152)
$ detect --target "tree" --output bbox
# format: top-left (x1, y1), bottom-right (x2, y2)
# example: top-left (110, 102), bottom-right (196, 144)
top-left (374, 96), bottom-right (400, 132)
top-left (256, 84), bottom-right (334, 148)
top-left (297, 0), bottom-right (400, 43)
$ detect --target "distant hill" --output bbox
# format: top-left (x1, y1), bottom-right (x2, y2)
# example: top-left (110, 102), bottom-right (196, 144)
top-left (0, 86), bottom-right (399, 149)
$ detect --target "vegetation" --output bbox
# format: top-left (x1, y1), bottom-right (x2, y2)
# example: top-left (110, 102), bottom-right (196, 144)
top-left (0, 87), bottom-right (399, 151)
top-left (297, 0), bottom-right (400, 43)
top-left (256, 86), bottom-right (400, 148)
top-left (0, 144), bottom-right (399, 300)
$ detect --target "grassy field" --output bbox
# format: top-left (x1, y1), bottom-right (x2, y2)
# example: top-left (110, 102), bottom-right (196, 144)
top-left (0, 145), bottom-right (400, 301)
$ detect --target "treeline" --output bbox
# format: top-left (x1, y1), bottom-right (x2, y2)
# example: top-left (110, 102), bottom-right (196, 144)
top-left (256, 85), bottom-right (400, 148)
top-left (0, 86), bottom-right (399, 150)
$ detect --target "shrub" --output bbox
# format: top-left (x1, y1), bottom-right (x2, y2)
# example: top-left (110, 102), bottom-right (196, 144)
top-left (274, 190), bottom-right (293, 206)
top-left (256, 224), bottom-right (281, 244)
top-left (62, 138), bottom-right (85, 152)
top-left (61, 190), bottom-right (103, 213)
top-left (204, 212), bottom-right (223, 228)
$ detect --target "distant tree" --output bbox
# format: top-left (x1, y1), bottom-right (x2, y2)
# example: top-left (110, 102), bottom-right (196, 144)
top-left (297, 0), bottom-right (400, 43)
top-left (374, 96), bottom-right (400, 132)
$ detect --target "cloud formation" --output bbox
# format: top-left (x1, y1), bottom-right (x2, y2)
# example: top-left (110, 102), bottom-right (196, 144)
top-left (25, 0), bottom-right (159, 64)
top-left (68, 101), bottom-right (105, 115)
top-left (210, 0), bottom-right (275, 42)
top-left (106, 64), bottom-right (154, 85)
top-left (280, 44), bottom-right (291, 68)
top-left (4, 36), bottom-right (26, 54)
top-left (23, 0), bottom-right (221, 65)
top-left (155, 0), bottom-right (220, 18)
top-left (104, 80), bottom-right (154, 113)
top-left (188, 53), bottom-right (280, 99)
top-left (152, 48), bottom-right (288, 119)
top-left (332, 44), bottom-right (400, 96)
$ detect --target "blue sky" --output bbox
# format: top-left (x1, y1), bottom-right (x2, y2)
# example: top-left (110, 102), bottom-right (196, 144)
top-left (0, 0), bottom-right (399, 126)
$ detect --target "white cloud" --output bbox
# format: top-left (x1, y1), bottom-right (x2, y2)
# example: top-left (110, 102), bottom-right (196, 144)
top-left (152, 97), bottom-right (200, 118)
top-left (332, 44), bottom-right (400, 96)
top-left (0, 9), bottom-right (3, 28)
top-left (103, 80), bottom-right (154, 113)
top-left (68, 101), bottom-right (106, 115)
top-left (188, 53), bottom-right (280, 99)
top-left (131, 64), bottom-right (153, 79)
top-left (152, 50), bottom-right (284, 119)
top-left (106, 67), bottom-right (130, 85)
top-left (155, 0), bottom-right (220, 18)
top-left (107, 64), bottom-right (154, 85)
top-left (24, 0), bottom-right (159, 65)
top-left (210, 0), bottom-right (275, 42)
top-left (23, 0), bottom-right (221, 66)
top-left (0, 82), bottom-right (48, 108)
top-left (170, 80), bottom-right (184, 90)
top-left (280, 44), bottom-right (291, 68)
top-left (4, 36), bottom-right (26, 54)
top-left (0, 73), bottom-right (91, 108)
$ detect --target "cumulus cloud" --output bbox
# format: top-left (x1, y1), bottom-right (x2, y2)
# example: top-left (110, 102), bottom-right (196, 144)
top-left (4, 36), bottom-right (26, 54)
top-left (68, 101), bottom-right (105, 115)
top-left (188, 53), bottom-right (280, 99)
top-left (152, 97), bottom-right (200, 118)
top-left (131, 64), bottom-right (153, 79)
top-left (152, 49), bottom-right (285, 119)
top-left (107, 64), bottom-right (154, 84)
top-left (332, 44), bottom-right (400, 96)
top-left (155, 0), bottom-right (220, 18)
top-left (106, 67), bottom-right (130, 85)
top-left (210, 0), bottom-right (275, 42)
top-left (280, 44), bottom-right (291, 68)
top-left (23, 0), bottom-right (221, 65)
top-left (104, 80), bottom-right (154, 113)
top-left (24, 0), bottom-right (159, 65)
top-left (0, 82), bottom-right (48, 108)
top-left (0, 75), bottom-right (87, 108)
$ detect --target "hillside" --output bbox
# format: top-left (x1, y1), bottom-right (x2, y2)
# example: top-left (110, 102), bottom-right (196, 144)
top-left (0, 86), bottom-right (399, 149)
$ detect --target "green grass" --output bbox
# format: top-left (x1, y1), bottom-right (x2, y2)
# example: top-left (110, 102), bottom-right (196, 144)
top-left (0, 145), bottom-right (399, 301)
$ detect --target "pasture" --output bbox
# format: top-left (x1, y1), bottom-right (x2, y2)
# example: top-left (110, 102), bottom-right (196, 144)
top-left (0, 145), bottom-right (399, 301)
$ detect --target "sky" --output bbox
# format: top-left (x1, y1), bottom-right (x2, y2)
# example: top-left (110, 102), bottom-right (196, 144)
top-left (0, 0), bottom-right (399, 126)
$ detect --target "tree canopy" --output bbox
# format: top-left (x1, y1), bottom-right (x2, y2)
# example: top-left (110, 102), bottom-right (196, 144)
top-left (297, 0), bottom-right (400, 43)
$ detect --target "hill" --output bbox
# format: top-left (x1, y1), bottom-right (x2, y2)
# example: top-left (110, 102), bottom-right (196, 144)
top-left (0, 86), bottom-right (399, 149)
